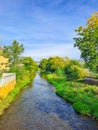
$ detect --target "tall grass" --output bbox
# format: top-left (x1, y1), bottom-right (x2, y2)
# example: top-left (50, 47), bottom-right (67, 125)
top-left (43, 73), bottom-right (98, 118)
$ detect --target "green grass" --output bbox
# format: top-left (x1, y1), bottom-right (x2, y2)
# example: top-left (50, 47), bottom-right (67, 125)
top-left (0, 75), bottom-right (35, 115)
top-left (42, 73), bottom-right (98, 118)
top-left (73, 102), bottom-right (91, 114)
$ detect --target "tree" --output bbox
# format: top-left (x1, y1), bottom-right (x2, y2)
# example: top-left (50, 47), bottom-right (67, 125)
top-left (23, 56), bottom-right (38, 79)
top-left (23, 56), bottom-right (37, 72)
top-left (64, 60), bottom-right (88, 80)
top-left (3, 40), bottom-right (24, 68)
top-left (74, 12), bottom-right (98, 72)
top-left (39, 58), bottom-right (48, 72)
top-left (47, 56), bottom-right (65, 72)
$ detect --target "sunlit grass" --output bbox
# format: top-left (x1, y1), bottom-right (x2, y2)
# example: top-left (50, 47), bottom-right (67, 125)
top-left (0, 75), bottom-right (34, 115)
top-left (43, 73), bottom-right (98, 118)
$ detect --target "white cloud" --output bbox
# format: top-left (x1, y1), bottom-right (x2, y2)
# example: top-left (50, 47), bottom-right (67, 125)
top-left (23, 43), bottom-right (80, 61)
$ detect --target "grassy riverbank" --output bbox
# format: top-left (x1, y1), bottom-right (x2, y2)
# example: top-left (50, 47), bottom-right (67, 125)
top-left (42, 72), bottom-right (98, 119)
top-left (0, 74), bottom-right (35, 115)
top-left (0, 41), bottom-right (38, 115)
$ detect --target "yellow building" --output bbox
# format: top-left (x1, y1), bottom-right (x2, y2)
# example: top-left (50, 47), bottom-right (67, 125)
top-left (0, 56), bottom-right (9, 71)
top-left (0, 46), bottom-right (9, 71)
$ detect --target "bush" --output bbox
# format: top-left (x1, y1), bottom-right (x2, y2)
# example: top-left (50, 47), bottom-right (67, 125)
top-left (91, 103), bottom-right (98, 118)
top-left (64, 64), bottom-right (88, 80)
top-left (73, 102), bottom-right (91, 114)
top-left (93, 111), bottom-right (98, 118)
top-left (42, 68), bottom-right (98, 118)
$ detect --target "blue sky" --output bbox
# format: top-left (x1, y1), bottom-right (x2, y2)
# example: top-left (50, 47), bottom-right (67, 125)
top-left (0, 0), bottom-right (98, 61)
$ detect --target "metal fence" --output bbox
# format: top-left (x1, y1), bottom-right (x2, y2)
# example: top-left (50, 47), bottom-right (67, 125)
top-left (0, 73), bottom-right (16, 87)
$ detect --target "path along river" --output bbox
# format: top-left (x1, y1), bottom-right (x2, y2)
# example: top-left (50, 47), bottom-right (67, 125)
top-left (0, 73), bottom-right (97, 130)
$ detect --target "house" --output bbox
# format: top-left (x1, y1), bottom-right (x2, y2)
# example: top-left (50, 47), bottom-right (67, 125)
top-left (0, 56), bottom-right (9, 71)
top-left (0, 47), bottom-right (9, 71)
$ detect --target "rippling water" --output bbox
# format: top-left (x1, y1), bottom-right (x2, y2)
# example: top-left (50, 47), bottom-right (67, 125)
top-left (0, 73), bottom-right (97, 130)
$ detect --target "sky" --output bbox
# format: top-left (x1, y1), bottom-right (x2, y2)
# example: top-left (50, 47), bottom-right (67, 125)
top-left (0, 0), bottom-right (98, 61)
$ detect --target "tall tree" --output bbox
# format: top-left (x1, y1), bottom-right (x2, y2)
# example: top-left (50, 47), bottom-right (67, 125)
top-left (39, 58), bottom-right (48, 72)
top-left (3, 40), bottom-right (24, 68)
top-left (74, 12), bottom-right (98, 72)
top-left (47, 56), bottom-right (65, 72)
top-left (23, 56), bottom-right (38, 79)
top-left (23, 56), bottom-right (37, 72)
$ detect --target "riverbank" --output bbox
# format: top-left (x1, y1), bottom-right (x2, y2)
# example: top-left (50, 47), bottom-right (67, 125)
top-left (0, 73), bottom-right (97, 130)
top-left (41, 73), bottom-right (98, 120)
top-left (0, 75), bottom-right (35, 115)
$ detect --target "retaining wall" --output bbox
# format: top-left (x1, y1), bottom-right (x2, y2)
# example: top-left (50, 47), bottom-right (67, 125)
top-left (0, 73), bottom-right (16, 99)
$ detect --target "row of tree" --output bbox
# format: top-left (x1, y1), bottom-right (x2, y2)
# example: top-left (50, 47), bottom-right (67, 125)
top-left (1, 12), bottom-right (98, 79)
top-left (40, 12), bottom-right (98, 77)
top-left (39, 56), bottom-right (88, 80)
top-left (2, 40), bottom-right (38, 80)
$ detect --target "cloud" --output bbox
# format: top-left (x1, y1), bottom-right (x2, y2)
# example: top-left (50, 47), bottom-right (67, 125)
top-left (0, 0), bottom-right (98, 61)
top-left (23, 43), bottom-right (80, 61)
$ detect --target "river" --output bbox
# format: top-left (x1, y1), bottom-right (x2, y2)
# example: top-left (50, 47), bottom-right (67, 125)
top-left (0, 73), bottom-right (97, 130)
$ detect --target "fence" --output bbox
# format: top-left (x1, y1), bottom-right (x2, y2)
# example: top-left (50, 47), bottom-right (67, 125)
top-left (0, 73), bottom-right (16, 87)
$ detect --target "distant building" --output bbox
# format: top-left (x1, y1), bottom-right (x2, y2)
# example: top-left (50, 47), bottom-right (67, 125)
top-left (0, 47), bottom-right (9, 71)
top-left (0, 56), bottom-right (9, 71)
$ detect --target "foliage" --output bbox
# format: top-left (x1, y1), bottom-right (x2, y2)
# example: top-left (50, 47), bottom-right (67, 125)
top-left (3, 40), bottom-right (24, 68)
top-left (72, 102), bottom-right (90, 114)
top-left (40, 57), bottom-right (88, 80)
top-left (43, 72), bottom-right (98, 118)
top-left (74, 12), bottom-right (98, 72)
top-left (39, 56), bottom-right (66, 73)
top-left (66, 59), bottom-right (82, 67)
top-left (22, 56), bottom-right (38, 79)
top-left (64, 60), bottom-right (88, 80)
top-left (0, 74), bottom-right (32, 115)
top-left (0, 71), bottom-right (2, 77)
top-left (0, 56), bottom-right (37, 115)
top-left (39, 57), bottom-right (88, 80)
top-left (56, 69), bottom-right (64, 77)
top-left (39, 58), bottom-right (48, 72)
top-left (0, 41), bottom-right (38, 115)
top-left (2, 41), bottom-right (38, 80)
top-left (23, 57), bottom-right (37, 70)
top-left (0, 46), bottom-right (2, 56)
top-left (47, 56), bottom-right (65, 72)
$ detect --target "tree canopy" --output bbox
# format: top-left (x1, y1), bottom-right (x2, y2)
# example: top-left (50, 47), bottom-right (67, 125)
top-left (23, 56), bottom-right (38, 72)
top-left (39, 58), bottom-right (48, 72)
top-left (2, 41), bottom-right (38, 79)
top-left (39, 56), bottom-right (65, 73)
top-left (74, 12), bottom-right (98, 72)
top-left (3, 40), bottom-right (24, 68)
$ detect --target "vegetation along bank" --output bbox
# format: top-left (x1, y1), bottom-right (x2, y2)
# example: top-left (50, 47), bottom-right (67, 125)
top-left (39, 12), bottom-right (98, 119)
top-left (0, 40), bottom-right (38, 115)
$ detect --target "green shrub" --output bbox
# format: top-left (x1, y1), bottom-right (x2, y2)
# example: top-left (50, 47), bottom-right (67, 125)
top-left (64, 59), bottom-right (88, 80)
top-left (64, 65), bottom-right (88, 80)
top-left (93, 111), bottom-right (98, 118)
top-left (90, 103), bottom-right (98, 118)
top-left (43, 72), bottom-right (98, 118)
top-left (73, 102), bottom-right (91, 114)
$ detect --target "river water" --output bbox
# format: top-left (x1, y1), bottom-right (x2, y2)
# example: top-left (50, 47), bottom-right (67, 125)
top-left (0, 73), bottom-right (97, 130)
